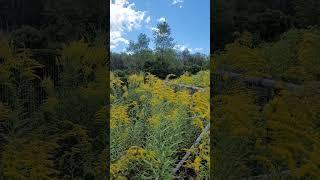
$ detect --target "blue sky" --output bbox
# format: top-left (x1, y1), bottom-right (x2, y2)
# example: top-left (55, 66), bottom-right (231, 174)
top-left (110, 0), bottom-right (210, 54)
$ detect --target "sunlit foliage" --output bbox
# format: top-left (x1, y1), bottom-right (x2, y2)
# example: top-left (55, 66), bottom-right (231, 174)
top-left (110, 71), bottom-right (209, 179)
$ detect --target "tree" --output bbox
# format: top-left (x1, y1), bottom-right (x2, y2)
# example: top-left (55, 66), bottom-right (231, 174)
top-left (127, 33), bottom-right (150, 54)
top-left (181, 49), bottom-right (191, 60)
top-left (153, 21), bottom-right (175, 52)
top-left (122, 33), bottom-right (154, 74)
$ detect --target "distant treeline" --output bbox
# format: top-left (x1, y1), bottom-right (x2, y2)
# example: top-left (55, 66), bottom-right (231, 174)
top-left (214, 0), bottom-right (320, 50)
top-left (0, 0), bottom-right (107, 43)
top-left (111, 21), bottom-right (209, 78)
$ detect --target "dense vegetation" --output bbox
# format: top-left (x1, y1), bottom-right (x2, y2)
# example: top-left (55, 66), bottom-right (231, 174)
top-left (0, 0), bottom-right (108, 179)
top-left (212, 0), bottom-right (320, 178)
top-left (0, 38), bottom-right (108, 179)
top-left (212, 0), bottom-right (320, 177)
top-left (110, 20), bottom-right (210, 179)
top-left (110, 71), bottom-right (209, 179)
top-left (0, 0), bottom-right (319, 179)
top-left (212, 28), bottom-right (320, 178)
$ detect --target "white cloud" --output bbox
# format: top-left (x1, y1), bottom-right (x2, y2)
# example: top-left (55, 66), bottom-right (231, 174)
top-left (172, 0), bottom-right (184, 5)
top-left (145, 16), bottom-right (151, 23)
top-left (158, 17), bottom-right (166, 23)
top-left (174, 44), bottom-right (188, 51)
top-left (189, 47), bottom-right (204, 53)
top-left (150, 27), bottom-right (159, 32)
top-left (193, 48), bottom-right (203, 52)
top-left (174, 44), bottom-right (203, 53)
top-left (172, 0), bottom-right (183, 8)
top-left (110, 0), bottom-right (147, 50)
top-left (110, 31), bottom-right (129, 49)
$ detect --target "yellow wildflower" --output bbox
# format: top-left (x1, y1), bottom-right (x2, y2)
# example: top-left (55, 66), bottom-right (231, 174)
top-left (111, 146), bottom-right (158, 178)
top-left (128, 73), bottom-right (144, 84)
top-left (110, 104), bottom-right (129, 128)
top-left (193, 117), bottom-right (204, 130)
top-left (176, 90), bottom-right (192, 107)
top-left (149, 114), bottom-right (161, 127)
top-left (193, 91), bottom-right (209, 115)
top-left (193, 156), bottom-right (202, 174)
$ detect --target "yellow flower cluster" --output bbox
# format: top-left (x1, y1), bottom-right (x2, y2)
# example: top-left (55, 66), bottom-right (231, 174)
top-left (111, 146), bottom-right (158, 179)
top-left (185, 134), bottom-right (210, 179)
top-left (110, 72), bottom-right (122, 87)
top-left (192, 90), bottom-right (210, 129)
top-left (110, 72), bottom-right (126, 102)
top-left (174, 72), bottom-right (194, 85)
top-left (189, 156), bottom-right (202, 174)
top-left (110, 104), bottom-right (129, 129)
top-left (110, 71), bottom-right (210, 178)
top-left (137, 75), bottom-right (176, 107)
top-left (128, 73), bottom-right (144, 84)
top-left (135, 74), bottom-right (191, 107)
top-left (149, 114), bottom-right (161, 127)
top-left (176, 90), bottom-right (192, 107)
top-left (173, 70), bottom-right (210, 87)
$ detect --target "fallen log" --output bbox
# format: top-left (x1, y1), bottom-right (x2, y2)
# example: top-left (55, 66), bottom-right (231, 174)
top-left (170, 83), bottom-right (206, 92)
top-left (173, 123), bottom-right (210, 175)
top-left (213, 70), bottom-right (298, 90)
top-left (166, 70), bottom-right (299, 91)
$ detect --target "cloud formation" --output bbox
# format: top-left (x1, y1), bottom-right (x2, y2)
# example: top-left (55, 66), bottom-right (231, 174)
top-left (174, 44), bottom-right (203, 53)
top-left (110, 0), bottom-right (147, 50)
top-left (158, 17), bottom-right (166, 23)
top-left (174, 44), bottom-right (188, 51)
top-left (172, 0), bottom-right (184, 8)
top-left (150, 27), bottom-right (159, 32)
top-left (172, 0), bottom-right (184, 5)
top-left (145, 16), bottom-right (151, 24)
